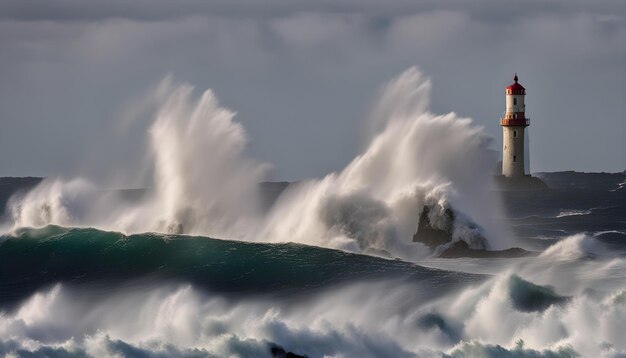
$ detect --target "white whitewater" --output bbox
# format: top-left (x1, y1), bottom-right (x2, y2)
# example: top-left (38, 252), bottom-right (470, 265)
top-left (9, 79), bottom-right (270, 240)
top-left (1, 259), bottom-right (625, 357)
top-left (258, 68), bottom-right (512, 258)
top-left (8, 68), bottom-right (511, 258)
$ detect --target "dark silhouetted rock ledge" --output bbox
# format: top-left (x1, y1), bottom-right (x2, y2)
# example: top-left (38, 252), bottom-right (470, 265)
top-left (412, 206), bottom-right (456, 248)
top-left (413, 205), bottom-right (536, 259)
top-left (438, 240), bottom-right (537, 259)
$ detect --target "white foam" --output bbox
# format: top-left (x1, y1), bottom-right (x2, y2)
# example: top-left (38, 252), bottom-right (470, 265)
top-left (7, 68), bottom-right (512, 258)
top-left (555, 209), bottom-right (592, 218)
top-left (1, 271), bottom-right (625, 357)
top-left (610, 179), bottom-right (626, 192)
top-left (539, 234), bottom-right (610, 261)
top-left (256, 68), bottom-right (511, 257)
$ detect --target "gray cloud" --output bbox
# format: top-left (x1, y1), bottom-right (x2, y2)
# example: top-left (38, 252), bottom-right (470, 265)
top-left (1, 0), bottom-right (625, 182)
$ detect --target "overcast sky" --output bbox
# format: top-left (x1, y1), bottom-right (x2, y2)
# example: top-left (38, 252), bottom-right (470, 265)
top-left (1, 0), bottom-right (625, 182)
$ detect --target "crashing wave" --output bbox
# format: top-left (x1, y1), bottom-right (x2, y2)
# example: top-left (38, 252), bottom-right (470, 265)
top-left (1, 268), bottom-right (625, 357)
top-left (6, 68), bottom-right (511, 260)
top-left (539, 234), bottom-right (611, 261)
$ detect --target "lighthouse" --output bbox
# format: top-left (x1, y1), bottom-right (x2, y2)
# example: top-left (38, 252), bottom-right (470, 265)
top-left (501, 74), bottom-right (529, 177)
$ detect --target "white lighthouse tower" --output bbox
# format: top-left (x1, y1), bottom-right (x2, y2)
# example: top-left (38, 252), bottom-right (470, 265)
top-left (501, 74), bottom-right (529, 177)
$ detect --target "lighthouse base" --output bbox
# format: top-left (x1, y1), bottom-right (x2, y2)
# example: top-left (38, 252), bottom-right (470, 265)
top-left (494, 175), bottom-right (548, 191)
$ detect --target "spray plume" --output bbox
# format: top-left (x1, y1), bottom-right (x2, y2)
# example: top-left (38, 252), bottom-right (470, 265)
top-left (7, 68), bottom-right (512, 258)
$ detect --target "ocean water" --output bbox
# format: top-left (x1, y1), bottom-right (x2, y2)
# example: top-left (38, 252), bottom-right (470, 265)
top-left (1, 69), bottom-right (625, 357)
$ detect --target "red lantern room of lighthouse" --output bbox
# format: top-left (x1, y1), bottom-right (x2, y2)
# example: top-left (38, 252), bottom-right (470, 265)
top-left (501, 74), bottom-right (530, 177)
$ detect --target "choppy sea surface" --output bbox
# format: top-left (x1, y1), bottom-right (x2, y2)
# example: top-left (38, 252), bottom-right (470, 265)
top-left (0, 171), bottom-right (625, 358)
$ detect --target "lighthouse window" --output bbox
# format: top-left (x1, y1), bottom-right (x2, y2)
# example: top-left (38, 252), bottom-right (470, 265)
top-left (513, 155), bottom-right (517, 162)
top-left (513, 98), bottom-right (517, 105)
top-left (514, 130), bottom-right (518, 138)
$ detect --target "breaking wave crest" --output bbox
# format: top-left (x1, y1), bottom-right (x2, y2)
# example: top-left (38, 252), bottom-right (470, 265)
top-left (9, 79), bottom-right (269, 240)
top-left (0, 226), bottom-right (474, 306)
top-left (5, 68), bottom-right (511, 259)
top-left (1, 262), bottom-right (625, 357)
top-left (539, 234), bottom-right (612, 261)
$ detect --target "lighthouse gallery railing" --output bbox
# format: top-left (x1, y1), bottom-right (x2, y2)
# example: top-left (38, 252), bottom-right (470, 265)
top-left (500, 118), bottom-right (530, 126)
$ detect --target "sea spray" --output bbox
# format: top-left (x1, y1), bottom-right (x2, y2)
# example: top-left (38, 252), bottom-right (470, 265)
top-left (539, 233), bottom-right (612, 261)
top-left (8, 178), bottom-right (97, 228)
top-left (7, 79), bottom-right (270, 239)
top-left (113, 79), bottom-right (270, 237)
top-left (258, 68), bottom-right (512, 257)
top-left (7, 68), bottom-right (512, 257)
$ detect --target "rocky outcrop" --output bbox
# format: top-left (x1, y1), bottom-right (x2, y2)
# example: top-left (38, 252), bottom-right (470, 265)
top-left (413, 205), bottom-right (489, 250)
top-left (412, 206), bottom-right (456, 248)
top-left (438, 240), bottom-right (536, 258)
top-left (413, 204), bottom-right (535, 258)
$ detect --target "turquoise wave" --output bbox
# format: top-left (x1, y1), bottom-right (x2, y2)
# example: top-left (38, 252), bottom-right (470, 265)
top-left (0, 226), bottom-right (479, 306)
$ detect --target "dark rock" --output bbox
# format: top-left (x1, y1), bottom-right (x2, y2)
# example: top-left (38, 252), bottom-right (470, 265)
top-left (438, 240), bottom-right (537, 259)
top-left (413, 204), bottom-right (490, 253)
top-left (412, 206), bottom-right (454, 248)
